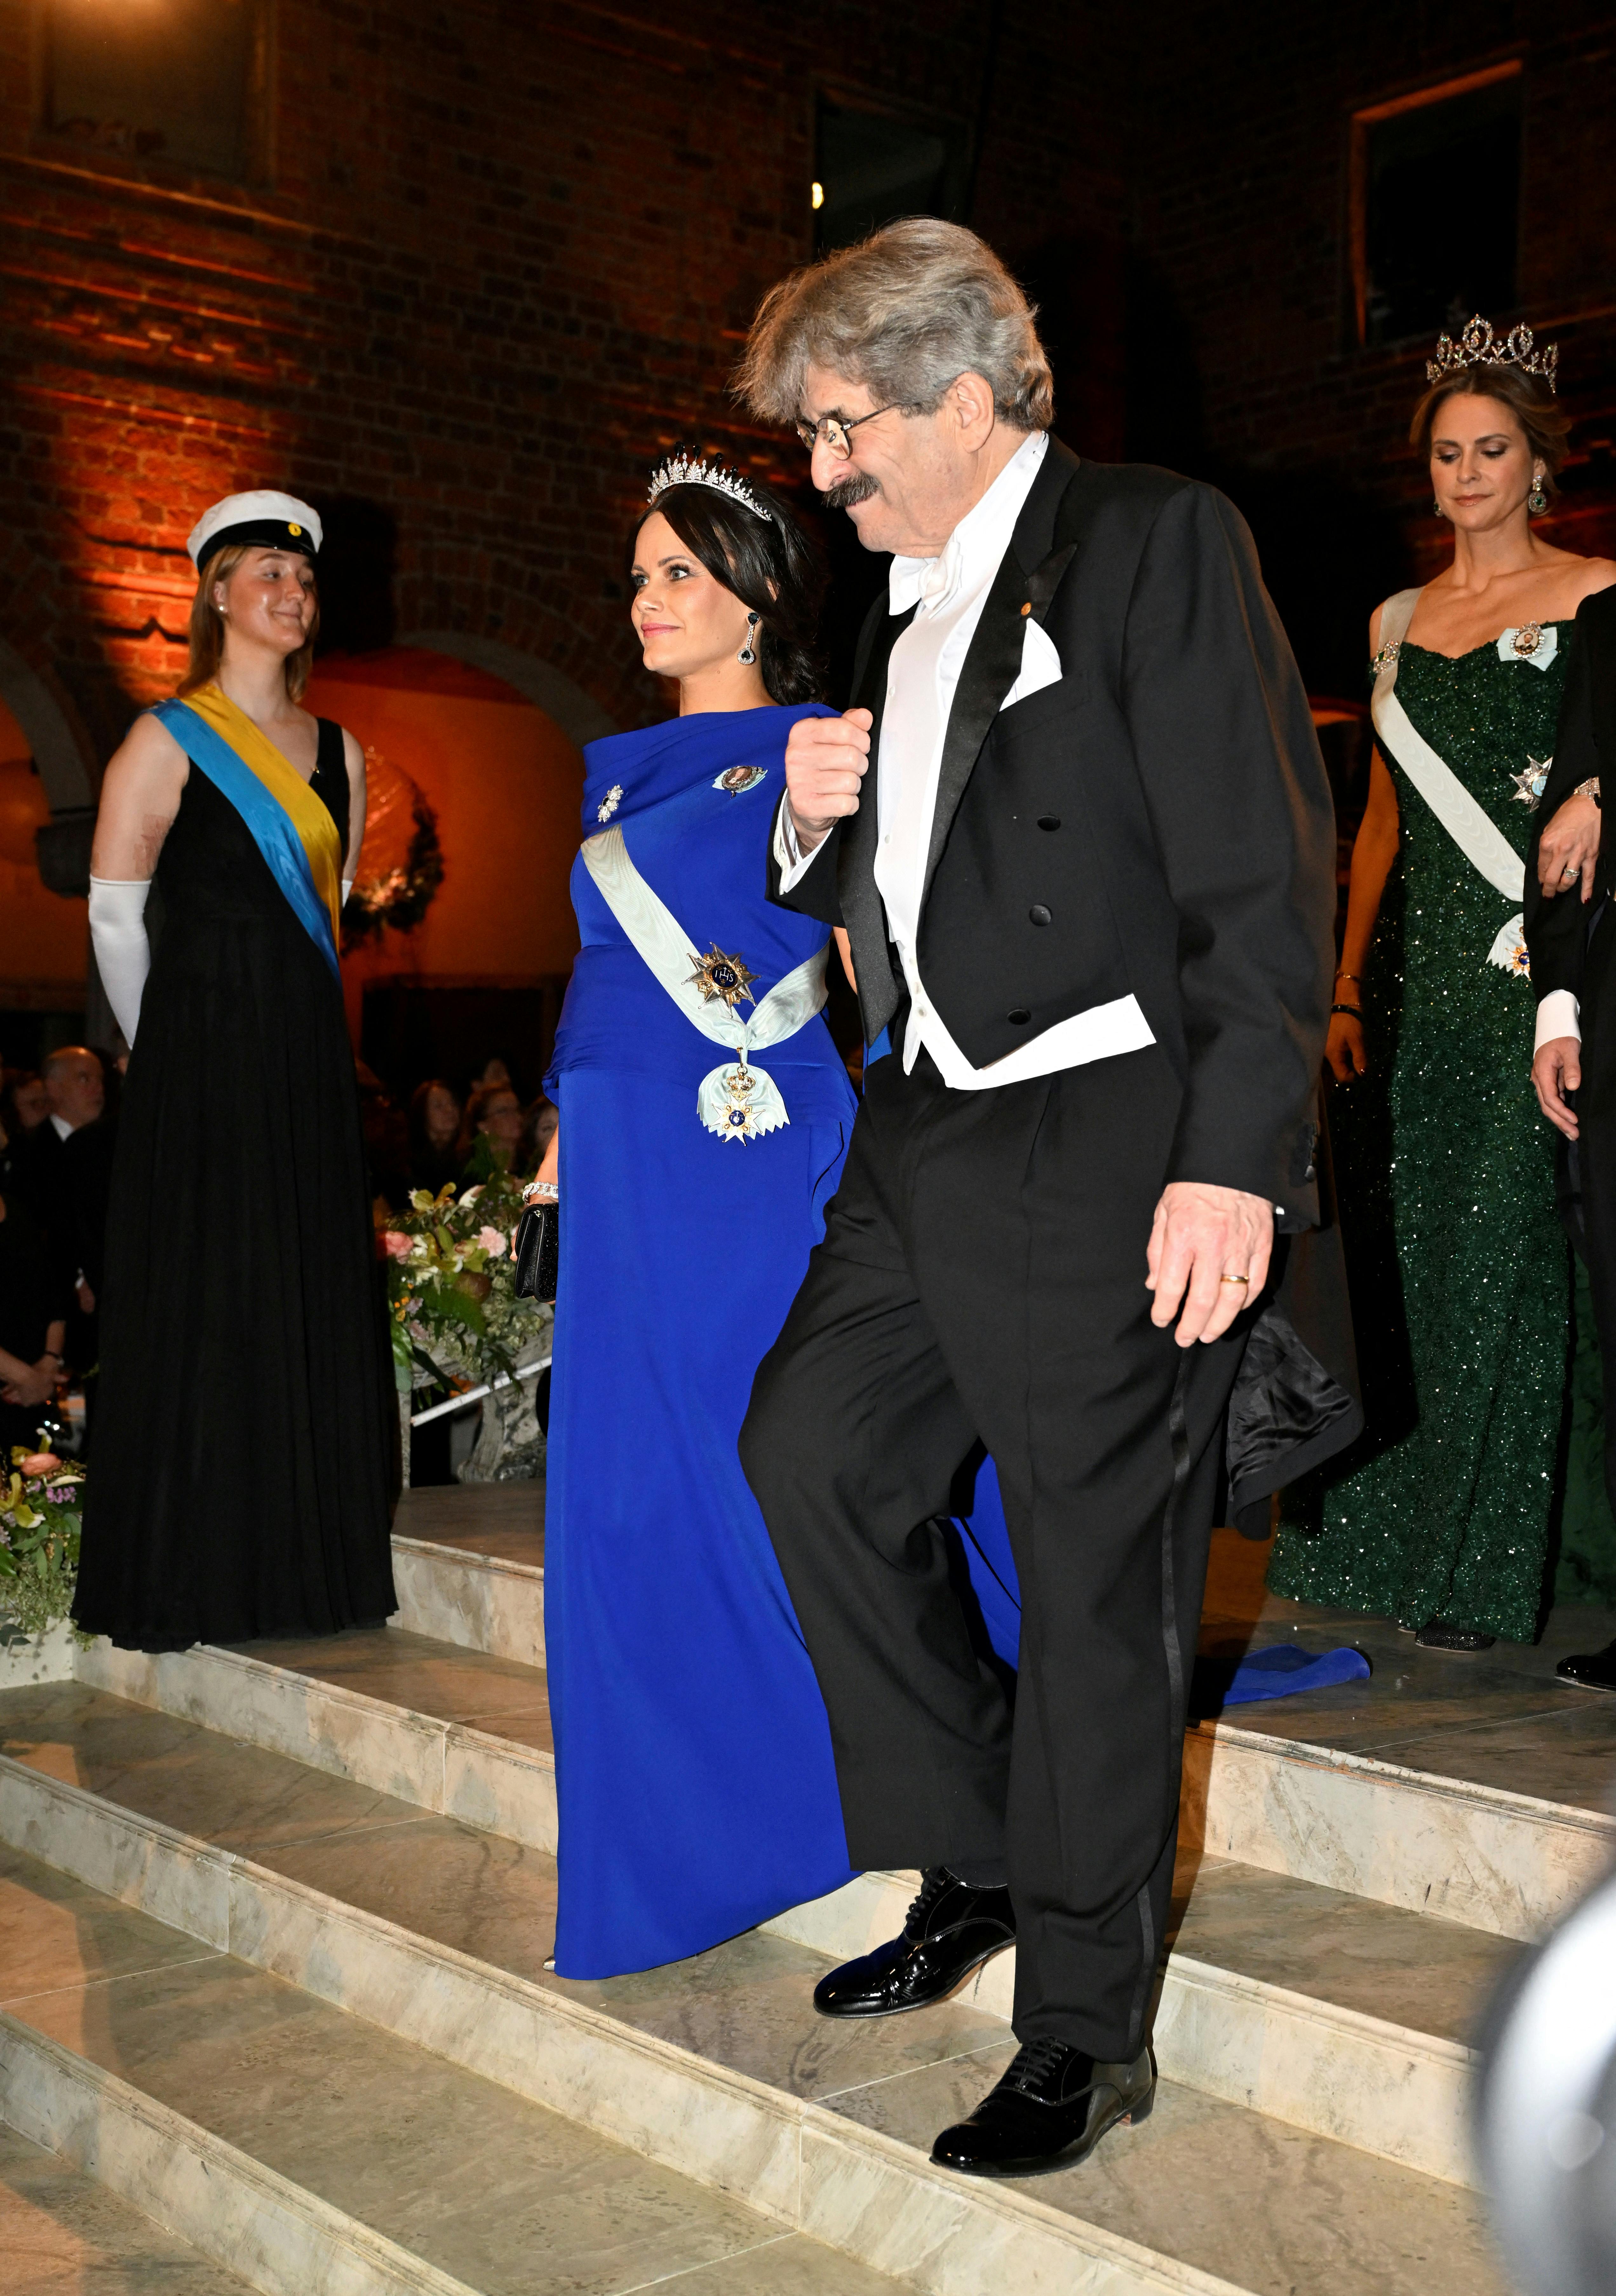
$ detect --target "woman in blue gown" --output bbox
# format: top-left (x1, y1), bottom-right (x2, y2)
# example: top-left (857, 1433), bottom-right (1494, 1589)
top-left (538, 455), bottom-right (860, 1977)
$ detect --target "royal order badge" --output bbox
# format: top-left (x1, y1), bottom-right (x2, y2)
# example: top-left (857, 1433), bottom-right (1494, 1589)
top-left (713, 765), bottom-right (768, 794)
top-left (688, 944), bottom-right (757, 1009)
top-left (686, 944), bottom-right (789, 1142)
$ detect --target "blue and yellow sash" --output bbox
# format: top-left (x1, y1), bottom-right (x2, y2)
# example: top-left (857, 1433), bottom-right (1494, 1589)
top-left (152, 685), bottom-right (343, 977)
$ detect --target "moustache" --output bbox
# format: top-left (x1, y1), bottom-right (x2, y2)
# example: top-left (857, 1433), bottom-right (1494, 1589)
top-left (822, 471), bottom-right (879, 511)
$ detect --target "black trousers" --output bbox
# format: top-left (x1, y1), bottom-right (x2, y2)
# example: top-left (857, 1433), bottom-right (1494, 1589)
top-left (740, 1044), bottom-right (1248, 2059)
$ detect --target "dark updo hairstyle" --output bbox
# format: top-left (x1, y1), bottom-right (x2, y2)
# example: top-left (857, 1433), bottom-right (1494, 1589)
top-left (1410, 362), bottom-right (1572, 501)
top-left (636, 464), bottom-right (826, 704)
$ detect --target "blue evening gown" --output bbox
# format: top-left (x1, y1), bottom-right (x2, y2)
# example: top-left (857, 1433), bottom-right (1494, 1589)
top-left (544, 704), bottom-right (860, 1977)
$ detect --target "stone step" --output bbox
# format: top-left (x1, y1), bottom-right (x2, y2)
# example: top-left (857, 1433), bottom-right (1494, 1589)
top-left (389, 1482), bottom-right (546, 1669)
top-left (378, 1511), bottom-right (1616, 1947)
top-left (0, 2117), bottom-right (258, 2295)
top-left (0, 1834), bottom-right (905, 2296)
top-left (77, 1606), bottom-right (1615, 1953)
top-left (2, 1680), bottom-right (1506, 2203)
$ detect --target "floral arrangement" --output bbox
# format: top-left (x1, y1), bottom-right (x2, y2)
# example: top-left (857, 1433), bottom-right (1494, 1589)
top-left (1, 1446), bottom-right (88, 1640)
top-left (342, 754), bottom-right (446, 950)
top-left (379, 1144), bottom-right (548, 1395)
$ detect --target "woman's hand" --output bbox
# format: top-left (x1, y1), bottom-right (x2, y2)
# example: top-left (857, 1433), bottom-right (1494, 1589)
top-left (1537, 794), bottom-right (1601, 903)
top-left (0, 1354), bottom-right (60, 1409)
top-left (1326, 1010), bottom-right (1368, 1083)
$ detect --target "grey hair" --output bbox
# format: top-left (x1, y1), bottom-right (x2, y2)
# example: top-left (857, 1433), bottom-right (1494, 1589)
top-left (736, 218), bottom-right (1054, 434)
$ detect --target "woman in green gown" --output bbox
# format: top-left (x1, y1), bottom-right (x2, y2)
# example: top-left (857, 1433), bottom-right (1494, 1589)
top-left (1269, 321), bottom-right (1616, 1649)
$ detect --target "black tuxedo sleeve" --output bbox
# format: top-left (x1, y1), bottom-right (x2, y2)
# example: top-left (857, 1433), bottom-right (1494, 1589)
top-left (765, 794), bottom-right (845, 926)
top-left (1523, 619), bottom-right (1602, 1007)
top-left (1122, 483), bottom-right (1335, 1219)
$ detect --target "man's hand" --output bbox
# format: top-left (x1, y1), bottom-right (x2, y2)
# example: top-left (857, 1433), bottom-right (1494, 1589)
top-left (1147, 1182), bottom-right (1274, 1348)
top-left (785, 708), bottom-right (872, 852)
top-left (1537, 794), bottom-right (1601, 904)
top-left (1532, 1035), bottom-right (1581, 1139)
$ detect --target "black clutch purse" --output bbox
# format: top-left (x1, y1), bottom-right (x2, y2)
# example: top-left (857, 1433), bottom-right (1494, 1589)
top-left (513, 1199), bottom-right (559, 1303)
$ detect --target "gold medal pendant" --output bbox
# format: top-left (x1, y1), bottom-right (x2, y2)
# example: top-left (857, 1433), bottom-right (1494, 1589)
top-left (697, 1053), bottom-right (789, 1142)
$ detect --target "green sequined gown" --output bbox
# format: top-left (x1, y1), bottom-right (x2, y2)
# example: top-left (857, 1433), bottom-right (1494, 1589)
top-left (1269, 626), bottom-right (1579, 1642)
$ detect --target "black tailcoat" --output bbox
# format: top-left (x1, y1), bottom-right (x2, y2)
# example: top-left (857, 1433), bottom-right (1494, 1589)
top-left (743, 442), bottom-right (1348, 2056)
top-left (769, 440), bottom-right (1336, 1225)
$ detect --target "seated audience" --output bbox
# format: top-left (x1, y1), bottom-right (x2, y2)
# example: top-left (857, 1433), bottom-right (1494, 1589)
top-left (0, 1184), bottom-right (67, 1456)
top-left (407, 1077), bottom-right (464, 1195)
top-left (525, 1094), bottom-right (558, 1173)
top-left (457, 1081), bottom-right (528, 1174)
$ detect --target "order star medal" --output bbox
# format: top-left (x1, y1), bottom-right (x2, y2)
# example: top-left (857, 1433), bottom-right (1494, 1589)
top-left (1510, 755), bottom-right (1552, 808)
top-left (687, 943), bottom-right (757, 1012)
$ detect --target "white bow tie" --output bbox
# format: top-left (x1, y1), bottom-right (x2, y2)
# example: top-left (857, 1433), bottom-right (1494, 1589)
top-left (890, 547), bottom-right (961, 620)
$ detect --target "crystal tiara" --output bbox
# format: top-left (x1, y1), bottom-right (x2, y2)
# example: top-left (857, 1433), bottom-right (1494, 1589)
top-left (647, 450), bottom-right (773, 522)
top-left (1426, 314), bottom-right (1559, 395)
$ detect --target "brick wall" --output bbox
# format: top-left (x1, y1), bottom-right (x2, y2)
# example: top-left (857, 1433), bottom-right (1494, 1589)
top-left (0, 0), bottom-right (1127, 776)
top-left (1130, 0), bottom-right (1616, 690)
top-left (1, 0), bottom-right (1611, 778)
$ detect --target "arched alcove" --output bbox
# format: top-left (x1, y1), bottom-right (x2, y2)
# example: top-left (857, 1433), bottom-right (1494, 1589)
top-left (305, 643), bottom-right (603, 1095)
top-left (396, 631), bottom-right (619, 750)
top-left (0, 636), bottom-right (99, 816)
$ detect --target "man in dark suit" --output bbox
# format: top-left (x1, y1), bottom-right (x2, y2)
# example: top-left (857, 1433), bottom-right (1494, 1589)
top-left (7, 1045), bottom-right (110, 1392)
top-left (735, 220), bottom-right (1336, 2177)
top-left (1527, 585), bottom-right (1616, 1688)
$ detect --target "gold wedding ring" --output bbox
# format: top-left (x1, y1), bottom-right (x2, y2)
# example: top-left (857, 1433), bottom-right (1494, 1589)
top-left (1219, 1273), bottom-right (1250, 1286)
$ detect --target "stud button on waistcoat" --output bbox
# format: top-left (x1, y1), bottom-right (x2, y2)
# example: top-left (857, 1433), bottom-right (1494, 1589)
top-left (1028, 904), bottom-right (1052, 926)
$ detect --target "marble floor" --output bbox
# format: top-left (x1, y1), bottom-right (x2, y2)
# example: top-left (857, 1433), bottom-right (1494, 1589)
top-left (1198, 1527), bottom-right (1616, 1812)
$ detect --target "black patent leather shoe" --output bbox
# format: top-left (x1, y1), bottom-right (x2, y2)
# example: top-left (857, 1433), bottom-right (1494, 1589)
top-left (811, 1866), bottom-right (1015, 2019)
top-left (1557, 1638), bottom-right (1616, 1692)
top-left (1415, 1620), bottom-right (1496, 1652)
top-left (932, 2037), bottom-right (1155, 2177)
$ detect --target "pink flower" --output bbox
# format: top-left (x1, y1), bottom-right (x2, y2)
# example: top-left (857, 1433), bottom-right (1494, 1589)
top-left (380, 1231), bottom-right (414, 1260)
top-left (477, 1225), bottom-right (509, 1258)
top-left (18, 1452), bottom-right (59, 1477)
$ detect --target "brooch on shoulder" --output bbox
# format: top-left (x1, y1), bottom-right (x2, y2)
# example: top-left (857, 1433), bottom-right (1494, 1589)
top-left (714, 765), bottom-right (767, 794)
top-left (596, 783), bottom-right (624, 823)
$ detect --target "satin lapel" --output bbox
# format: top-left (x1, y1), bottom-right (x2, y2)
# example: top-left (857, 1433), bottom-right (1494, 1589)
top-left (838, 599), bottom-right (915, 1040)
top-left (920, 442), bottom-right (1085, 900)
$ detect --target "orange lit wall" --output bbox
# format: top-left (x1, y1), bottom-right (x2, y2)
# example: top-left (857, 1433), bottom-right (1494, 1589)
top-left (302, 649), bottom-right (584, 1042)
top-left (0, 696), bottom-right (87, 999)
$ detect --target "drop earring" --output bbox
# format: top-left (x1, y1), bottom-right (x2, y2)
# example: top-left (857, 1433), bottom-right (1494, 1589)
top-left (737, 611), bottom-right (760, 667)
top-left (1529, 474), bottom-right (1548, 515)
top-left (1433, 497), bottom-right (1444, 517)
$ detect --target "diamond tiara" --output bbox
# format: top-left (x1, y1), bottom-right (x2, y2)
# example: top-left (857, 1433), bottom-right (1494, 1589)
top-left (1426, 314), bottom-right (1559, 395)
top-left (647, 450), bottom-right (774, 522)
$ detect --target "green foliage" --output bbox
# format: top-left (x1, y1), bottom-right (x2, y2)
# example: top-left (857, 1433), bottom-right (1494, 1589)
top-left (0, 1451), bottom-right (90, 1640)
top-left (379, 1159), bottom-right (548, 1393)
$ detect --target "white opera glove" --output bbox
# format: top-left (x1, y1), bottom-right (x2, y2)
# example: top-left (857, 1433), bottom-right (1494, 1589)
top-left (88, 876), bottom-right (152, 1046)
top-left (342, 877), bottom-right (354, 908)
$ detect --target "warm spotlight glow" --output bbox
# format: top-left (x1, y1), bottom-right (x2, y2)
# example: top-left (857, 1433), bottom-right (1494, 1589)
top-left (811, 181), bottom-right (824, 210)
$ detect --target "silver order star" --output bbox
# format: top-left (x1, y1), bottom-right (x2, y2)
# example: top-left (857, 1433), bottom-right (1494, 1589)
top-left (1509, 758), bottom-right (1551, 808)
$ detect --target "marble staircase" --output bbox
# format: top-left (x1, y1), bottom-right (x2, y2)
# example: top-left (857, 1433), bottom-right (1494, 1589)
top-left (3, 1485), bottom-right (1613, 2293)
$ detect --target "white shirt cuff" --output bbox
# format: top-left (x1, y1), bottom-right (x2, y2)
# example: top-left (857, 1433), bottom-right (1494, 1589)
top-left (1535, 988), bottom-right (1581, 1049)
top-left (773, 805), bottom-right (822, 895)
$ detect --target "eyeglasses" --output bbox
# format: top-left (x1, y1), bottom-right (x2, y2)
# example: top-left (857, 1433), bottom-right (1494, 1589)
top-left (793, 403), bottom-right (914, 458)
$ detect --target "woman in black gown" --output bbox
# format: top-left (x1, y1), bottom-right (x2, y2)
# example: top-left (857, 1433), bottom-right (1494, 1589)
top-left (73, 491), bottom-right (395, 1650)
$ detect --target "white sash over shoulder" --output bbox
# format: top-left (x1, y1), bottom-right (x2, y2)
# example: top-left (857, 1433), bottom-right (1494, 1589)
top-left (1370, 587), bottom-right (1528, 977)
top-left (581, 824), bottom-right (829, 1141)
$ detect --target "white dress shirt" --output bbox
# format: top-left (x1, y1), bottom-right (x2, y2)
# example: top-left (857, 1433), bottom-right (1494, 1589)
top-left (778, 428), bottom-right (1155, 1087)
top-left (1535, 987), bottom-right (1580, 1048)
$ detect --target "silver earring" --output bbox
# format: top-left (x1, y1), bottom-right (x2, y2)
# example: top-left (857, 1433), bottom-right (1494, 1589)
top-left (737, 611), bottom-right (759, 666)
top-left (1433, 497), bottom-right (1444, 517)
top-left (1529, 477), bottom-right (1548, 514)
